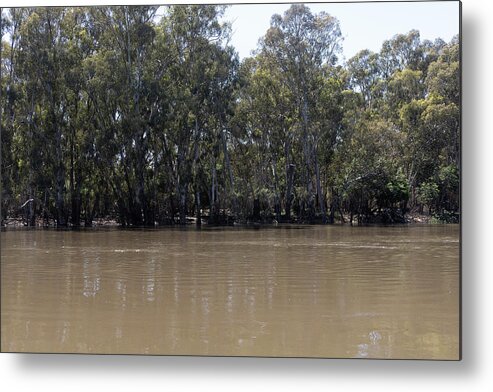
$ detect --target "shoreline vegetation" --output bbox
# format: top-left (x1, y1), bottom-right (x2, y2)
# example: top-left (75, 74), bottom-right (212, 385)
top-left (1, 210), bottom-right (458, 228)
top-left (0, 5), bottom-right (460, 229)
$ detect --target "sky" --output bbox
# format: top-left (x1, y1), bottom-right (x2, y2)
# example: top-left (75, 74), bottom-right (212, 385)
top-left (1, 1), bottom-right (460, 63)
top-left (222, 1), bottom-right (460, 62)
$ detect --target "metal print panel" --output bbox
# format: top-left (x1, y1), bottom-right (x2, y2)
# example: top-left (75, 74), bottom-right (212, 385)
top-left (0, 1), bottom-right (461, 359)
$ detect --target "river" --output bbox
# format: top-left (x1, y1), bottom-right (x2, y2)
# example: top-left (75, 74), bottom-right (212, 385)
top-left (0, 225), bottom-right (459, 359)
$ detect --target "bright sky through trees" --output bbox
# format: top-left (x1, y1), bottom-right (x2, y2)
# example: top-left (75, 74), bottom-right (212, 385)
top-left (222, 1), bottom-right (460, 61)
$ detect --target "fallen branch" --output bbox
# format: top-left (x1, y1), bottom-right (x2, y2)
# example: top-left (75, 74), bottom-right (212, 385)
top-left (20, 199), bottom-right (34, 209)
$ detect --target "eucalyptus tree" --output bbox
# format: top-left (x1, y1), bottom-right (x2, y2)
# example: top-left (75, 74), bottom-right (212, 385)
top-left (59, 7), bottom-right (98, 226)
top-left (1, 8), bottom-right (26, 223)
top-left (12, 8), bottom-right (75, 226)
top-left (259, 4), bottom-right (342, 222)
top-left (84, 5), bottom-right (160, 225)
top-left (233, 54), bottom-right (295, 221)
top-left (159, 4), bottom-right (237, 225)
top-left (0, 4), bottom-right (460, 226)
top-left (204, 43), bottom-right (240, 224)
top-left (399, 36), bottom-right (459, 215)
top-left (0, 7), bottom-right (6, 223)
top-left (379, 30), bottom-right (423, 78)
top-left (311, 66), bottom-right (346, 222)
top-left (346, 49), bottom-right (381, 110)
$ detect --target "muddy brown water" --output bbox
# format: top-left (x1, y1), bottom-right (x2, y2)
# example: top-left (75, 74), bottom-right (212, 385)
top-left (1, 225), bottom-right (459, 359)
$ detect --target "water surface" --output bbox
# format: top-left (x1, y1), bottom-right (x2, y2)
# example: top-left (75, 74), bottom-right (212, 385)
top-left (1, 225), bottom-right (459, 359)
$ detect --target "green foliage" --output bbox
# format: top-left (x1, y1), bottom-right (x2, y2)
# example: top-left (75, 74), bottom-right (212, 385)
top-left (417, 181), bottom-right (439, 211)
top-left (439, 165), bottom-right (459, 190)
top-left (0, 5), bottom-right (460, 226)
top-left (386, 172), bottom-right (410, 206)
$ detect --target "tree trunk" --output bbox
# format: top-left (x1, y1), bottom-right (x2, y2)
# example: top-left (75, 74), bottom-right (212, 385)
top-left (300, 89), bottom-right (314, 222)
top-left (177, 147), bottom-right (188, 226)
top-left (195, 189), bottom-right (202, 227)
top-left (272, 155), bottom-right (281, 222)
top-left (70, 123), bottom-right (81, 227)
top-left (178, 181), bottom-right (187, 225)
top-left (55, 126), bottom-right (67, 227)
top-left (221, 128), bottom-right (237, 220)
top-left (284, 137), bottom-right (294, 221)
top-left (135, 132), bottom-right (148, 225)
top-left (253, 198), bottom-right (261, 221)
top-left (285, 163), bottom-right (295, 221)
top-left (329, 202), bottom-right (335, 225)
top-left (26, 186), bottom-right (35, 227)
top-left (193, 119), bottom-right (201, 227)
top-left (210, 157), bottom-right (219, 224)
top-left (313, 145), bottom-right (327, 223)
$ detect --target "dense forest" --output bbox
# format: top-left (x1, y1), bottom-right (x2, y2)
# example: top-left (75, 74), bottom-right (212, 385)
top-left (0, 5), bottom-right (460, 227)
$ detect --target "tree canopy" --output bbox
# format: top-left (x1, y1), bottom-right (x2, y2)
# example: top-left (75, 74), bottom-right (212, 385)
top-left (0, 5), bottom-right (460, 227)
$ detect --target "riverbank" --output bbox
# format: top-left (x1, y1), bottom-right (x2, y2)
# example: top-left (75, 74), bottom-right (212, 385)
top-left (1, 211), bottom-right (459, 228)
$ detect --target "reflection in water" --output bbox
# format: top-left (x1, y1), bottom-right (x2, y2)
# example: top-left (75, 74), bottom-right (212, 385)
top-left (1, 225), bottom-right (459, 359)
top-left (82, 256), bottom-right (101, 298)
top-left (144, 258), bottom-right (156, 302)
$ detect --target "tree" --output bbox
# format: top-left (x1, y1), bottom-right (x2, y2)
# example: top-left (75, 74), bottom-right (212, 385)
top-left (260, 4), bottom-right (342, 222)
top-left (0, 6), bottom-right (460, 227)
top-left (159, 5), bottom-right (237, 225)
top-left (347, 49), bottom-right (380, 109)
top-left (233, 54), bottom-right (295, 221)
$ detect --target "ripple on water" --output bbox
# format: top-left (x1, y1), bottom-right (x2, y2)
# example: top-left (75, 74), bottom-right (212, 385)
top-left (0, 225), bottom-right (459, 358)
